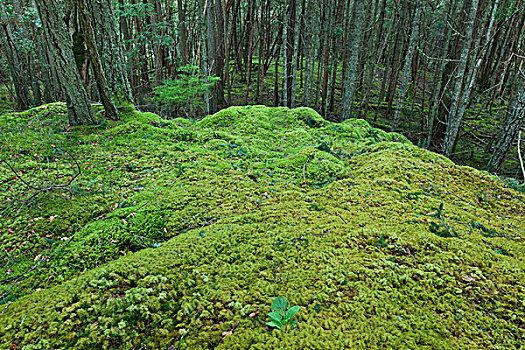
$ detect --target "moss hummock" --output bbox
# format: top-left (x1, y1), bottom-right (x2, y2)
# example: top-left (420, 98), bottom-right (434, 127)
top-left (0, 104), bottom-right (523, 349)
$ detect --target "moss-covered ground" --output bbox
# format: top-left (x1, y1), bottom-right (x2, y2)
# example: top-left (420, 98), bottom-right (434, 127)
top-left (222, 59), bottom-right (521, 177)
top-left (0, 104), bottom-right (523, 349)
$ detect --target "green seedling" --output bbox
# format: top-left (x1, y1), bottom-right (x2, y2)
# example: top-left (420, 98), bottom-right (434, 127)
top-left (266, 296), bottom-right (300, 330)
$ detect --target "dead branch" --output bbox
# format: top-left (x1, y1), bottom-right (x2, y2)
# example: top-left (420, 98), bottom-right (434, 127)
top-left (0, 149), bottom-right (81, 206)
top-left (302, 156), bottom-right (310, 186)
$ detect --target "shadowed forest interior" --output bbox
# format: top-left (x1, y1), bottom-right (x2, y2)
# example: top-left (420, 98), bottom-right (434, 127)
top-left (1, 0), bottom-right (525, 174)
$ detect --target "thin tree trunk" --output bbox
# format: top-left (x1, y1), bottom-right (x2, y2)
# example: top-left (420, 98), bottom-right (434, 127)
top-left (281, 4), bottom-right (289, 107)
top-left (244, 0), bottom-right (255, 105)
top-left (0, 3), bottom-right (33, 110)
top-left (207, 0), bottom-right (219, 112)
top-left (391, 3), bottom-right (421, 131)
top-left (304, 0), bottom-right (319, 107)
top-left (290, 0), bottom-right (302, 108)
top-left (427, 0), bottom-right (453, 148)
top-left (341, 0), bottom-right (364, 121)
top-left (487, 69), bottom-right (525, 172)
top-left (441, 0), bottom-right (480, 157)
top-left (361, 0), bottom-right (386, 120)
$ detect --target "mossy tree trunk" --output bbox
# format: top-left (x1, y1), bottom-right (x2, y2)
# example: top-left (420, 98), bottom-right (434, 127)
top-left (35, 30), bottom-right (57, 103)
top-left (34, 0), bottom-right (95, 125)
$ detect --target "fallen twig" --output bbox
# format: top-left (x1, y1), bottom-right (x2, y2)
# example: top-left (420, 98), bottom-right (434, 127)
top-left (98, 238), bottom-right (106, 263)
top-left (492, 173), bottom-right (524, 204)
top-left (0, 149), bottom-right (81, 206)
top-left (0, 230), bottom-right (77, 285)
top-left (445, 190), bottom-right (476, 207)
top-left (302, 156), bottom-right (310, 186)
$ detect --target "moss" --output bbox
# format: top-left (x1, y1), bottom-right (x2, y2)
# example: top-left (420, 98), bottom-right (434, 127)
top-left (0, 105), bottom-right (523, 349)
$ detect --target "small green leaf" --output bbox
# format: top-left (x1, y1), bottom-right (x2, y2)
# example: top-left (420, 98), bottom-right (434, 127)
top-left (271, 296), bottom-right (289, 314)
top-left (314, 303), bottom-right (322, 313)
top-left (284, 306), bottom-right (300, 323)
top-left (268, 311), bottom-right (283, 324)
top-left (266, 321), bottom-right (281, 329)
top-left (44, 237), bottom-right (56, 245)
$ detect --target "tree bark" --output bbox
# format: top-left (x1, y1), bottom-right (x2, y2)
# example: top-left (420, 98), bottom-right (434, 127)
top-left (177, 0), bottom-right (189, 65)
top-left (205, 0), bottom-right (219, 113)
top-left (487, 69), bottom-right (525, 172)
top-left (87, 0), bottom-right (133, 103)
top-left (341, 0), bottom-right (364, 121)
top-left (281, 3), bottom-right (289, 107)
top-left (391, 3), bottom-right (421, 131)
top-left (290, 0), bottom-right (302, 108)
top-left (427, 0), bottom-right (452, 148)
top-left (0, 1), bottom-right (33, 110)
top-left (441, 0), bottom-right (480, 157)
top-left (78, 0), bottom-right (119, 120)
top-left (34, 0), bottom-right (95, 125)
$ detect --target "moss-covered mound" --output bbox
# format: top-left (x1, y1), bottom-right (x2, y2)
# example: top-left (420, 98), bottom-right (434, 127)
top-left (0, 104), bottom-right (523, 349)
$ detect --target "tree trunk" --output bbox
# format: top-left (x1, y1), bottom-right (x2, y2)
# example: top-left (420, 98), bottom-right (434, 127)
top-left (34, 0), bottom-right (95, 125)
top-left (87, 0), bottom-right (133, 103)
top-left (303, 0), bottom-right (317, 107)
top-left (290, 0), bottom-right (303, 108)
top-left (244, 0), bottom-right (255, 105)
top-left (361, 0), bottom-right (387, 120)
top-left (441, 0), bottom-right (480, 157)
top-left (176, 0), bottom-right (189, 66)
top-left (206, 0), bottom-right (219, 113)
top-left (341, 0), bottom-right (364, 121)
top-left (391, 3), bottom-right (421, 131)
top-left (78, 0), bottom-right (119, 120)
top-left (427, 0), bottom-right (452, 148)
top-left (35, 30), bottom-right (56, 103)
top-left (281, 4), bottom-right (289, 107)
top-left (487, 69), bottom-right (525, 172)
top-left (0, 1), bottom-right (33, 110)
top-left (150, 0), bottom-right (165, 86)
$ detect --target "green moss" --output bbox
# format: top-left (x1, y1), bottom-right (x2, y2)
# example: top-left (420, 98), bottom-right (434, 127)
top-left (0, 105), bottom-right (523, 349)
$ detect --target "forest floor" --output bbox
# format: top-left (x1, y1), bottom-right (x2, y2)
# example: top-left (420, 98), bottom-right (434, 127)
top-left (0, 104), bottom-right (524, 349)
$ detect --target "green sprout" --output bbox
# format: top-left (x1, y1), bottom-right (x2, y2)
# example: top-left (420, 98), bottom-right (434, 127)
top-left (266, 296), bottom-right (300, 330)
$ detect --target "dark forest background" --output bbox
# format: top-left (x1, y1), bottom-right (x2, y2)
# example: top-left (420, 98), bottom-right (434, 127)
top-left (1, 0), bottom-right (524, 178)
